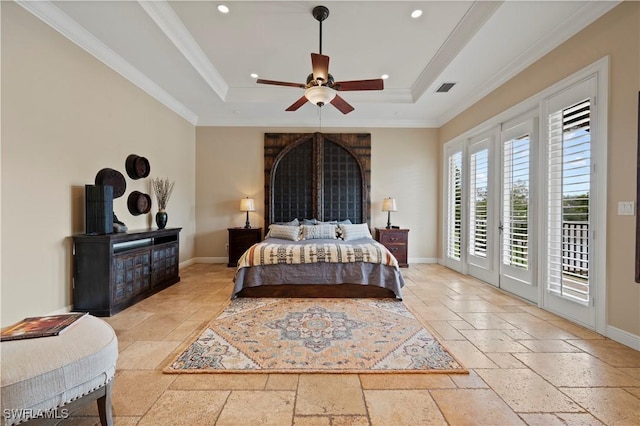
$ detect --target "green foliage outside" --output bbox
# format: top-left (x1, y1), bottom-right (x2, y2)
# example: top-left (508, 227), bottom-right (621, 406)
top-left (452, 176), bottom-right (590, 268)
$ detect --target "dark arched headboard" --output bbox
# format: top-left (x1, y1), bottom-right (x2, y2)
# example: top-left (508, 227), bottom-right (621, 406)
top-left (264, 132), bottom-right (371, 226)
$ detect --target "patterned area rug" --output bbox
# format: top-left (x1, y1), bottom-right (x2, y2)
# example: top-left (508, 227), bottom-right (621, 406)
top-left (164, 298), bottom-right (467, 374)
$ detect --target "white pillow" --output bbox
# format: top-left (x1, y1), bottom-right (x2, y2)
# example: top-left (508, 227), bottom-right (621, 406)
top-left (339, 223), bottom-right (372, 241)
top-left (274, 218), bottom-right (299, 226)
top-left (267, 224), bottom-right (301, 241)
top-left (301, 224), bottom-right (337, 240)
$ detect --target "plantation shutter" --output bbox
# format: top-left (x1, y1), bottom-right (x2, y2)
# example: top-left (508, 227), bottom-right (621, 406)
top-left (547, 98), bottom-right (591, 304)
top-left (447, 151), bottom-right (463, 261)
top-left (502, 134), bottom-right (530, 270)
top-left (469, 148), bottom-right (489, 258)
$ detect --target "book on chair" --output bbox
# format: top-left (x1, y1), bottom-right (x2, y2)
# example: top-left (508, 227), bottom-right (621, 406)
top-left (0, 313), bottom-right (88, 341)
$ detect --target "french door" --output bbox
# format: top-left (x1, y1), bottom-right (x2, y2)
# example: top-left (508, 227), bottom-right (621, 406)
top-left (466, 130), bottom-right (498, 285)
top-left (541, 77), bottom-right (598, 328)
top-left (462, 121), bottom-right (539, 302)
top-left (444, 143), bottom-right (464, 273)
top-left (499, 116), bottom-right (537, 301)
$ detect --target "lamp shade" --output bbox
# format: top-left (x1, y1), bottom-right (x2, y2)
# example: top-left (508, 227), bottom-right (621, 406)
top-left (305, 86), bottom-right (336, 106)
top-left (239, 197), bottom-right (255, 212)
top-left (381, 198), bottom-right (397, 212)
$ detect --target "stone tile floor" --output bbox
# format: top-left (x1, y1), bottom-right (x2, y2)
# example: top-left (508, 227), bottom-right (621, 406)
top-left (63, 264), bottom-right (639, 425)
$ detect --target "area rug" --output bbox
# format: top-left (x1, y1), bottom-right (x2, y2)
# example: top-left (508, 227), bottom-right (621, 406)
top-left (163, 298), bottom-right (467, 374)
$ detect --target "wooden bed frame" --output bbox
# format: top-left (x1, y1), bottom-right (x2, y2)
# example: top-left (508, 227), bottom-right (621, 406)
top-left (234, 132), bottom-right (398, 299)
top-left (237, 284), bottom-right (396, 298)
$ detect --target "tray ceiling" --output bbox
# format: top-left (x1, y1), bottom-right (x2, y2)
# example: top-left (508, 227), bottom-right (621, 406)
top-left (18, 1), bottom-right (619, 127)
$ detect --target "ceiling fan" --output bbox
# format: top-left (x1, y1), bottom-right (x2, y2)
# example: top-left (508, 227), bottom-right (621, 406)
top-left (256, 5), bottom-right (384, 114)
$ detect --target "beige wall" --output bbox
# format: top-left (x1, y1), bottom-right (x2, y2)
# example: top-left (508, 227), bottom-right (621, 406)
top-left (195, 127), bottom-right (439, 262)
top-left (1, 3), bottom-right (196, 325)
top-left (437, 2), bottom-right (640, 335)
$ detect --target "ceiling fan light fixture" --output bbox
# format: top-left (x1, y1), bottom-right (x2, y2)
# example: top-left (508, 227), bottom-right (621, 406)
top-left (305, 85), bottom-right (336, 107)
top-left (256, 5), bottom-right (382, 114)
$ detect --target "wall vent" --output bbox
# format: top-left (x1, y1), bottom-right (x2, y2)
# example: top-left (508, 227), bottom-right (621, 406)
top-left (436, 82), bottom-right (456, 93)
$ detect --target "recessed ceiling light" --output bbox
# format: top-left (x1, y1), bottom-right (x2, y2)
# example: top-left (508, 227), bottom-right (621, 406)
top-left (381, 74), bottom-right (389, 80)
top-left (411, 9), bottom-right (422, 19)
top-left (250, 73), bottom-right (258, 79)
top-left (217, 4), bottom-right (230, 14)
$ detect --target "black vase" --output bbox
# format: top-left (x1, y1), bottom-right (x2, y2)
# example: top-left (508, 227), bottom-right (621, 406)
top-left (156, 210), bottom-right (168, 229)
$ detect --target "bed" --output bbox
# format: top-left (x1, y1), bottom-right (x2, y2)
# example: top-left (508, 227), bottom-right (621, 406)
top-left (233, 223), bottom-right (405, 299)
top-left (232, 132), bottom-right (405, 299)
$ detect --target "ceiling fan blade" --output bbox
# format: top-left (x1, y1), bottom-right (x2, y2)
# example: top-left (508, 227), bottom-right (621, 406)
top-left (311, 53), bottom-right (330, 83)
top-left (330, 94), bottom-right (355, 114)
top-left (257, 79), bottom-right (305, 89)
top-left (334, 79), bottom-right (384, 91)
top-left (285, 96), bottom-right (309, 111)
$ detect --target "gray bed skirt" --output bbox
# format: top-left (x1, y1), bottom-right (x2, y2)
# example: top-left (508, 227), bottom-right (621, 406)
top-left (232, 262), bottom-right (404, 299)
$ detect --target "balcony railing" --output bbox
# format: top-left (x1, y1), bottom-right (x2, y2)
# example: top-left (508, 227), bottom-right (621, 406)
top-left (562, 221), bottom-right (589, 277)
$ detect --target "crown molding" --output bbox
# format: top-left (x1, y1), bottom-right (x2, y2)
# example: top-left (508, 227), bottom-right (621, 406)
top-left (137, 1), bottom-right (229, 101)
top-left (16, 0), bottom-right (198, 125)
top-left (435, 0), bottom-right (621, 127)
top-left (410, 1), bottom-right (503, 101)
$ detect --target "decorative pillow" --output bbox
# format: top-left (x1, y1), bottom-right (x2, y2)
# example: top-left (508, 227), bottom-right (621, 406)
top-left (274, 218), bottom-right (299, 226)
top-left (319, 219), bottom-right (352, 225)
top-left (301, 224), bottom-right (337, 240)
top-left (301, 218), bottom-right (319, 225)
top-left (267, 224), bottom-right (301, 241)
top-left (324, 220), bottom-right (352, 238)
top-left (339, 223), bottom-right (372, 241)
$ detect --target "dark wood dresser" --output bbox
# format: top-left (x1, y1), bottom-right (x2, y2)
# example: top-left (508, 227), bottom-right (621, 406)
top-left (228, 227), bottom-right (262, 267)
top-left (375, 228), bottom-right (409, 267)
top-left (72, 228), bottom-right (181, 316)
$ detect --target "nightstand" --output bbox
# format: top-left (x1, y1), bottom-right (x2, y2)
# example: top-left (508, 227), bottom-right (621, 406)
top-left (227, 227), bottom-right (262, 267)
top-left (375, 228), bottom-right (409, 267)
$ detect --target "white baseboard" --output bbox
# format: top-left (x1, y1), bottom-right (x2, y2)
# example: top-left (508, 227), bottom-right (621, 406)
top-left (192, 257), bottom-right (228, 264)
top-left (179, 258), bottom-right (196, 269)
top-left (409, 257), bottom-right (439, 264)
top-left (607, 325), bottom-right (640, 350)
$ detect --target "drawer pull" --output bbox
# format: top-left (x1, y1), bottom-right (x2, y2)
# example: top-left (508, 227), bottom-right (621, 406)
top-left (390, 247), bottom-right (398, 252)
top-left (390, 237), bottom-right (398, 241)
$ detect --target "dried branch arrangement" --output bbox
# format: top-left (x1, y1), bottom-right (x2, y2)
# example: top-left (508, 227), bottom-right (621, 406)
top-left (152, 177), bottom-right (175, 211)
